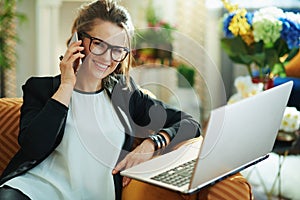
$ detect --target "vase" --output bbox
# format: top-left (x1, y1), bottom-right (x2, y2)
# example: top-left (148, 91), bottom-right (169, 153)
top-left (252, 75), bottom-right (274, 90)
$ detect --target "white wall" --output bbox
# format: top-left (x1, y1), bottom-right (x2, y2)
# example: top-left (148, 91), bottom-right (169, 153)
top-left (16, 0), bottom-right (36, 96)
top-left (58, 2), bottom-right (83, 65)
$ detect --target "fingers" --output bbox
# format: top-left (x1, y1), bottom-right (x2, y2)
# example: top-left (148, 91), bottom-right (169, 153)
top-left (112, 157), bottom-right (132, 187)
top-left (113, 153), bottom-right (139, 174)
top-left (113, 142), bottom-right (155, 188)
top-left (112, 158), bottom-right (127, 174)
top-left (73, 57), bottom-right (81, 72)
top-left (112, 150), bottom-right (153, 175)
top-left (58, 41), bottom-right (85, 86)
top-left (122, 177), bottom-right (132, 187)
top-left (60, 41), bottom-right (85, 66)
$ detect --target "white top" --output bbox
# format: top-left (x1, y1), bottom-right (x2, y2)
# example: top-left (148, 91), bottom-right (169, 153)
top-left (3, 89), bottom-right (125, 200)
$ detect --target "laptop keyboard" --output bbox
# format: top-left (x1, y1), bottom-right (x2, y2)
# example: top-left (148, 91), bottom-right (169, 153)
top-left (150, 159), bottom-right (196, 187)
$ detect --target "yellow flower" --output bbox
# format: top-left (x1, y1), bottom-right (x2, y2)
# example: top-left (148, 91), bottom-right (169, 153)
top-left (241, 32), bottom-right (255, 46)
top-left (229, 9), bottom-right (251, 36)
top-left (221, 0), bottom-right (238, 13)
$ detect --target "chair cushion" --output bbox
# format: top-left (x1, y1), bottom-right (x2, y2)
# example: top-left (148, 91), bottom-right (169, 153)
top-left (122, 173), bottom-right (252, 200)
top-left (0, 98), bottom-right (22, 174)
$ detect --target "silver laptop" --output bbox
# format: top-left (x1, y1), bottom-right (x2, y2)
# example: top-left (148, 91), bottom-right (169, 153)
top-left (121, 81), bottom-right (293, 194)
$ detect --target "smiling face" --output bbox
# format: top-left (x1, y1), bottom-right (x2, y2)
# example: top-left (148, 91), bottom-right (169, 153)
top-left (70, 0), bottom-right (134, 92)
top-left (77, 19), bottom-right (127, 89)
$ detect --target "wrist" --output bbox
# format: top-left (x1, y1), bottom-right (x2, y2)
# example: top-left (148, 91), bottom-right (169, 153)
top-left (144, 138), bottom-right (155, 152)
top-left (52, 84), bottom-right (74, 107)
top-left (148, 132), bottom-right (168, 151)
top-left (59, 83), bottom-right (74, 91)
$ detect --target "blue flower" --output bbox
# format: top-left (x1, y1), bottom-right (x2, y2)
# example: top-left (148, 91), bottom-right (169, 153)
top-left (223, 13), bottom-right (235, 38)
top-left (280, 17), bottom-right (300, 49)
top-left (245, 12), bottom-right (254, 25)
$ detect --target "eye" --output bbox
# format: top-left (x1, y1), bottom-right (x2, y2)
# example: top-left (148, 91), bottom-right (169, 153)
top-left (92, 40), bottom-right (106, 48)
top-left (112, 48), bottom-right (124, 55)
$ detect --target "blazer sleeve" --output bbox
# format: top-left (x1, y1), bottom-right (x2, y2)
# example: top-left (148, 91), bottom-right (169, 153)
top-left (18, 76), bottom-right (68, 160)
top-left (126, 77), bottom-right (202, 149)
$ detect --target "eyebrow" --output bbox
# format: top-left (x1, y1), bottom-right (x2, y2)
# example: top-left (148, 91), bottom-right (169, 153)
top-left (82, 32), bottom-right (127, 48)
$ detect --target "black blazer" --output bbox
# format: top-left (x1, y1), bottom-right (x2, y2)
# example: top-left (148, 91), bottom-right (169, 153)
top-left (0, 74), bottom-right (201, 199)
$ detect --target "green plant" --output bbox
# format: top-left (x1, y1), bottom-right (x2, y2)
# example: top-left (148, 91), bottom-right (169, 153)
top-left (177, 64), bottom-right (195, 88)
top-left (0, 0), bottom-right (26, 69)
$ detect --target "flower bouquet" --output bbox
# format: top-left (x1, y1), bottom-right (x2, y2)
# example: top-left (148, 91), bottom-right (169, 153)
top-left (221, 0), bottom-right (300, 80)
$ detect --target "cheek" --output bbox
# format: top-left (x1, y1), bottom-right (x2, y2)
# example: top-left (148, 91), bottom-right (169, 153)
top-left (99, 63), bottom-right (119, 79)
top-left (109, 62), bottom-right (120, 72)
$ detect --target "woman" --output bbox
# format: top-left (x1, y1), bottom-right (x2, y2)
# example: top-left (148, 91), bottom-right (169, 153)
top-left (0, 0), bottom-right (201, 199)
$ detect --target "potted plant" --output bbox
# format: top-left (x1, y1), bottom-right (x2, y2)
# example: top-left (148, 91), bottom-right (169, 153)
top-left (177, 63), bottom-right (195, 88)
top-left (0, 0), bottom-right (26, 97)
top-left (134, 0), bottom-right (176, 65)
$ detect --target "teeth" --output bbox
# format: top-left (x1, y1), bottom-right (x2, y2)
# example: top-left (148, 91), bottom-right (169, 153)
top-left (94, 60), bottom-right (108, 70)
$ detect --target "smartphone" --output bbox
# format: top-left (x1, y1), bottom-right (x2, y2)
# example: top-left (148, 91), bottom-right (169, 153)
top-left (68, 31), bottom-right (79, 47)
top-left (68, 32), bottom-right (82, 69)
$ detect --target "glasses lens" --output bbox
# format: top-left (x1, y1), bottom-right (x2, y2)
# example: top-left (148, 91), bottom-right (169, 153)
top-left (111, 47), bottom-right (128, 62)
top-left (90, 39), bottom-right (108, 55)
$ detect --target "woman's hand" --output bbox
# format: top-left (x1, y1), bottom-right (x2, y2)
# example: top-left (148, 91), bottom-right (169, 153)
top-left (59, 40), bottom-right (85, 86)
top-left (52, 40), bottom-right (85, 107)
top-left (112, 139), bottom-right (155, 187)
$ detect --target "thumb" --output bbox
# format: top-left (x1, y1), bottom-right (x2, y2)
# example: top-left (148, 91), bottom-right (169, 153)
top-left (112, 158), bottom-right (127, 174)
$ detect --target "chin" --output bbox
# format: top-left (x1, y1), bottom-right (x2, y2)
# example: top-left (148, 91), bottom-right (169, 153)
top-left (92, 71), bottom-right (104, 80)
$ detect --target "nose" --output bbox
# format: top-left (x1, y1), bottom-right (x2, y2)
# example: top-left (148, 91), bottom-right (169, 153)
top-left (100, 48), bottom-right (112, 63)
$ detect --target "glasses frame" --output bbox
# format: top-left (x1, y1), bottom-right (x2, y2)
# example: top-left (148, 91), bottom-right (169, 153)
top-left (79, 32), bottom-right (130, 62)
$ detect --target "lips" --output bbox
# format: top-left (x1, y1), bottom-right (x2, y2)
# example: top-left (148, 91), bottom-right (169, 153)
top-left (93, 60), bottom-right (109, 72)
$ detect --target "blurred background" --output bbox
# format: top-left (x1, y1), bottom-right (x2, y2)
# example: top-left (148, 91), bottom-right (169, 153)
top-left (1, 0), bottom-right (299, 121)
top-left (1, 0), bottom-right (300, 199)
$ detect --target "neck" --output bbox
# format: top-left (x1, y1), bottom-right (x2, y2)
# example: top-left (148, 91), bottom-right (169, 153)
top-left (75, 74), bottom-right (102, 93)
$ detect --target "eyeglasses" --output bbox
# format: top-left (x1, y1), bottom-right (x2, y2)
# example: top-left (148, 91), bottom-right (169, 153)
top-left (80, 32), bottom-right (130, 62)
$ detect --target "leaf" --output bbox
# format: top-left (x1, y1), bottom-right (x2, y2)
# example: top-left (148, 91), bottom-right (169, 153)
top-left (221, 37), bottom-right (248, 55)
top-left (241, 53), bottom-right (265, 67)
top-left (221, 37), bottom-right (265, 66)
top-left (265, 47), bottom-right (281, 70)
top-left (274, 38), bottom-right (290, 58)
top-left (221, 37), bottom-right (248, 64)
top-left (272, 63), bottom-right (286, 77)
